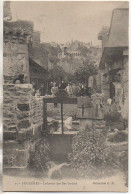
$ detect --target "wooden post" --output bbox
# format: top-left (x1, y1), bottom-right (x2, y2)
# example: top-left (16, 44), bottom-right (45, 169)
top-left (61, 101), bottom-right (64, 134)
top-left (43, 99), bottom-right (47, 131)
top-left (82, 104), bottom-right (84, 116)
top-left (95, 104), bottom-right (98, 117)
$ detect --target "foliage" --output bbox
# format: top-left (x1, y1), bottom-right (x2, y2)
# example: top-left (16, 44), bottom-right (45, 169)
top-left (49, 64), bottom-right (66, 83)
top-left (118, 151), bottom-right (128, 172)
top-left (108, 131), bottom-right (128, 143)
top-left (61, 55), bottom-right (73, 63)
top-left (77, 45), bottom-right (90, 57)
top-left (118, 151), bottom-right (128, 187)
top-left (104, 111), bottom-right (123, 122)
top-left (29, 138), bottom-right (50, 171)
top-left (73, 60), bottom-right (98, 84)
top-left (68, 129), bottom-right (115, 178)
top-left (49, 64), bottom-right (72, 84)
top-left (49, 55), bottom-right (60, 65)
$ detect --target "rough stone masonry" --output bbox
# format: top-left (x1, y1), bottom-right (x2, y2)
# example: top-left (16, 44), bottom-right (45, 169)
top-left (3, 84), bottom-right (44, 168)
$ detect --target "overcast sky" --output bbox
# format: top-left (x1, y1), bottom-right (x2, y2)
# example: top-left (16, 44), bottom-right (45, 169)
top-left (11, 1), bottom-right (128, 45)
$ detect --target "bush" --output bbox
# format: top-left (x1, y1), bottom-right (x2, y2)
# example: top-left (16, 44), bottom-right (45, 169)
top-left (118, 151), bottom-right (128, 187)
top-left (68, 129), bottom-right (115, 178)
top-left (29, 138), bottom-right (50, 171)
top-left (108, 131), bottom-right (128, 143)
top-left (104, 111), bottom-right (122, 123)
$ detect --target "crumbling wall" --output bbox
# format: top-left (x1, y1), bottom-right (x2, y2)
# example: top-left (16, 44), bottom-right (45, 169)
top-left (3, 84), bottom-right (44, 168)
top-left (3, 43), bottom-right (30, 84)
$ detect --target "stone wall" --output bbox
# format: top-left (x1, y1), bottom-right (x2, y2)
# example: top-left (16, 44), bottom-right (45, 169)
top-left (120, 55), bottom-right (128, 119)
top-left (110, 55), bottom-right (128, 120)
top-left (3, 43), bottom-right (30, 83)
top-left (3, 84), bottom-right (44, 168)
top-left (101, 67), bottom-right (110, 101)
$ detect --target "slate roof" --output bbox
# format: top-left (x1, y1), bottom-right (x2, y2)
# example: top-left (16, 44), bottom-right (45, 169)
top-left (106, 8), bottom-right (129, 48)
top-left (29, 44), bottom-right (49, 70)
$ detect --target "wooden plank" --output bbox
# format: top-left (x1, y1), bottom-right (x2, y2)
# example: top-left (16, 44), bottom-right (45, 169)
top-left (61, 102), bottom-right (64, 134)
top-left (43, 97), bottom-right (77, 104)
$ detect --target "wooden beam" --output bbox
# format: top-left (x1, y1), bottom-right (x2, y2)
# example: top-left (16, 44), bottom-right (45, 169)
top-left (61, 102), bottom-right (64, 134)
top-left (43, 97), bottom-right (77, 104)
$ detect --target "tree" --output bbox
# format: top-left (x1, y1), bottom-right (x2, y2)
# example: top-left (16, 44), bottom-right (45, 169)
top-left (77, 45), bottom-right (90, 57)
top-left (73, 58), bottom-right (98, 84)
top-left (49, 64), bottom-right (66, 83)
top-left (49, 55), bottom-right (60, 65)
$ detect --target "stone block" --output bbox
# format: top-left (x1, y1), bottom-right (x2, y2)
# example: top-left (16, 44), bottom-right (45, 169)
top-left (14, 149), bottom-right (30, 167)
top-left (3, 112), bottom-right (15, 119)
top-left (3, 84), bottom-right (15, 90)
top-left (8, 126), bottom-right (17, 131)
top-left (17, 119), bottom-right (31, 129)
top-left (17, 128), bottom-right (33, 142)
top-left (3, 119), bottom-right (17, 127)
top-left (3, 147), bottom-right (30, 167)
top-left (17, 97), bottom-right (30, 104)
top-left (3, 131), bottom-right (17, 141)
top-left (3, 124), bottom-right (8, 131)
top-left (17, 111), bottom-right (30, 120)
top-left (3, 98), bottom-right (14, 104)
top-left (3, 91), bottom-right (12, 96)
top-left (3, 140), bottom-right (29, 150)
top-left (17, 104), bottom-right (30, 111)
top-left (3, 144), bottom-right (17, 156)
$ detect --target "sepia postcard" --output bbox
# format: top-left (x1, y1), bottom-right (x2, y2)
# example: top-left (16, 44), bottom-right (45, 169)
top-left (3, 1), bottom-right (129, 192)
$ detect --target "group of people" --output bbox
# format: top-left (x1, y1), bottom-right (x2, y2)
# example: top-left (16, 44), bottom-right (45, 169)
top-left (32, 82), bottom-right (46, 97)
top-left (50, 81), bottom-right (93, 97)
top-left (13, 74), bottom-right (93, 98)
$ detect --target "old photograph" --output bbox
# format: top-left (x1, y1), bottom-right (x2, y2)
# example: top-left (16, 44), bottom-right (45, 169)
top-left (3, 1), bottom-right (129, 192)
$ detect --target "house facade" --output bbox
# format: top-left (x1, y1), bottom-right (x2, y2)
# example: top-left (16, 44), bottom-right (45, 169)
top-left (98, 7), bottom-right (129, 119)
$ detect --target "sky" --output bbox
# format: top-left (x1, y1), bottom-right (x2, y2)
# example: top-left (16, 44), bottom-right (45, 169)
top-left (10, 1), bottom-right (128, 45)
